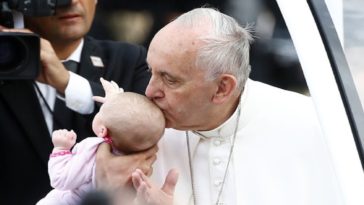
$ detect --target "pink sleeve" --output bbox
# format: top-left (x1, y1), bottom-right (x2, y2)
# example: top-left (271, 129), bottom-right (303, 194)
top-left (48, 137), bottom-right (103, 190)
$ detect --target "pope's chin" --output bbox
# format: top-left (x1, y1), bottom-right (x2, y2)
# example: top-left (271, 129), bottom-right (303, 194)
top-left (164, 116), bottom-right (174, 128)
top-left (165, 119), bottom-right (189, 131)
top-left (164, 116), bottom-right (181, 130)
top-left (162, 111), bottom-right (183, 129)
top-left (164, 121), bottom-right (173, 128)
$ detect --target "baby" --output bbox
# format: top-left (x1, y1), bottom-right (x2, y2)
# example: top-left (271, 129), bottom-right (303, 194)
top-left (37, 78), bottom-right (165, 205)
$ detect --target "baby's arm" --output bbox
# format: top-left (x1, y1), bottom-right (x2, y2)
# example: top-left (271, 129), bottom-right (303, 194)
top-left (49, 130), bottom-right (94, 190)
top-left (132, 169), bottom-right (179, 205)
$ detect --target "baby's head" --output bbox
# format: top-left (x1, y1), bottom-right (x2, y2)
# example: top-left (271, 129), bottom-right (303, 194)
top-left (92, 92), bottom-right (165, 153)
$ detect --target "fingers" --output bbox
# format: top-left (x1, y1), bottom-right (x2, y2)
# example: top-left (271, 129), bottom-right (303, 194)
top-left (134, 180), bottom-right (149, 205)
top-left (100, 77), bottom-right (123, 95)
top-left (146, 166), bottom-right (154, 177)
top-left (132, 169), bottom-right (151, 190)
top-left (100, 77), bottom-right (111, 90)
top-left (132, 171), bottom-right (142, 190)
top-left (136, 146), bottom-right (158, 175)
top-left (146, 154), bottom-right (157, 165)
top-left (100, 77), bottom-right (118, 92)
top-left (69, 130), bottom-right (77, 143)
top-left (144, 155), bottom-right (156, 176)
top-left (0, 25), bottom-right (8, 30)
top-left (53, 129), bottom-right (66, 136)
top-left (1, 28), bottom-right (32, 33)
top-left (138, 182), bottom-right (149, 202)
top-left (111, 80), bottom-right (124, 92)
top-left (132, 169), bottom-right (154, 205)
top-left (134, 169), bottom-right (152, 188)
top-left (138, 161), bottom-right (154, 176)
top-left (161, 169), bottom-right (179, 195)
top-left (110, 80), bottom-right (119, 89)
top-left (143, 145), bottom-right (159, 159)
top-left (92, 96), bottom-right (106, 104)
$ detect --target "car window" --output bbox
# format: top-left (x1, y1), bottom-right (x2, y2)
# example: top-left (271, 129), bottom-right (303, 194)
top-left (344, 0), bottom-right (364, 110)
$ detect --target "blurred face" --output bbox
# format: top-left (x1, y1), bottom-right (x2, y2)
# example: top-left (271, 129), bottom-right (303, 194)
top-left (145, 24), bottom-right (218, 131)
top-left (24, 0), bottom-right (97, 43)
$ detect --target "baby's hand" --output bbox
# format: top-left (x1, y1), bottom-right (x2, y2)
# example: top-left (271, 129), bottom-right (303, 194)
top-left (52, 129), bottom-right (77, 150)
top-left (93, 78), bottom-right (124, 104)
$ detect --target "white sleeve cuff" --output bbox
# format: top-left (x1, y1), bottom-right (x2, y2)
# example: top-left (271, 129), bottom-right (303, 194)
top-left (64, 72), bottom-right (94, 114)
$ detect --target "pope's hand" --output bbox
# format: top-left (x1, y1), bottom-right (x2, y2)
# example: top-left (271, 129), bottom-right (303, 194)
top-left (132, 168), bottom-right (179, 205)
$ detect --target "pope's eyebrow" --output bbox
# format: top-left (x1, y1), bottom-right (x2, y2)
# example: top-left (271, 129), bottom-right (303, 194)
top-left (146, 62), bottom-right (182, 82)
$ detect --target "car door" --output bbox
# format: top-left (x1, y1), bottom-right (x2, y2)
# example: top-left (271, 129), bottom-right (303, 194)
top-left (275, 0), bottom-right (364, 204)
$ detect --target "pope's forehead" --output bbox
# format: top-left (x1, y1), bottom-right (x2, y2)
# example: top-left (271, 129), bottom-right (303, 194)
top-left (149, 30), bottom-right (203, 61)
top-left (156, 20), bottom-right (212, 43)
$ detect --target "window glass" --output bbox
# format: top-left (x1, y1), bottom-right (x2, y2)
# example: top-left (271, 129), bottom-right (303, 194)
top-left (344, 0), bottom-right (364, 110)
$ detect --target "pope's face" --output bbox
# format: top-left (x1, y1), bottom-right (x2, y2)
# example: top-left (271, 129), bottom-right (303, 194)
top-left (145, 24), bottom-right (218, 131)
top-left (24, 0), bottom-right (96, 43)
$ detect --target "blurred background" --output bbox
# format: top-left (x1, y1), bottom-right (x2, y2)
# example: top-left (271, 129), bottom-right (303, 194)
top-left (89, 0), bottom-right (363, 108)
top-left (89, 0), bottom-right (308, 94)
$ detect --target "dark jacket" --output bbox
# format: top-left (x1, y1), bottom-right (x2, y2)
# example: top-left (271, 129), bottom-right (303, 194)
top-left (0, 36), bottom-right (150, 205)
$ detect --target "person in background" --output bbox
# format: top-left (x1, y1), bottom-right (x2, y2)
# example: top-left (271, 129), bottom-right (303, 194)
top-left (97, 7), bottom-right (342, 205)
top-left (0, 0), bottom-right (156, 204)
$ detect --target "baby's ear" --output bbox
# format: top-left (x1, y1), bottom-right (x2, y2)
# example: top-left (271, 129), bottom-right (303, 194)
top-left (97, 125), bottom-right (108, 137)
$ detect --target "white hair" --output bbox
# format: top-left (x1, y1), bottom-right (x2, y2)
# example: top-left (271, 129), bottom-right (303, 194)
top-left (174, 7), bottom-right (254, 92)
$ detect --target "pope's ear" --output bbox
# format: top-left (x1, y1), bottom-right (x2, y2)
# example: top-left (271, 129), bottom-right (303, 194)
top-left (212, 74), bottom-right (237, 104)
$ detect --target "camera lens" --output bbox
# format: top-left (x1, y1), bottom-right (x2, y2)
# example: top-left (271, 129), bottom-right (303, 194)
top-left (0, 36), bottom-right (27, 73)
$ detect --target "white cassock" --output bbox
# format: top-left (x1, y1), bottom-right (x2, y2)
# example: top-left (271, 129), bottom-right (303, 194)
top-left (151, 79), bottom-right (343, 205)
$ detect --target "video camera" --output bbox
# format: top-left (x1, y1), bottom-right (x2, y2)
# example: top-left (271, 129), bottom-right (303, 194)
top-left (0, 0), bottom-right (71, 79)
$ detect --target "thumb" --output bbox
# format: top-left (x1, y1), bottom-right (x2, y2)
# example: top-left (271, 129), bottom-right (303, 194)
top-left (161, 169), bottom-right (179, 195)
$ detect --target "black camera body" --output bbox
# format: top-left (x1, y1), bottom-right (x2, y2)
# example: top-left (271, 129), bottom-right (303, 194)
top-left (0, 32), bottom-right (40, 79)
top-left (5, 0), bottom-right (71, 17)
top-left (0, 0), bottom-right (71, 80)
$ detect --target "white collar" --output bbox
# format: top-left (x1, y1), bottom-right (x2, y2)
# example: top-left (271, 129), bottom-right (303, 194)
top-left (65, 39), bottom-right (84, 63)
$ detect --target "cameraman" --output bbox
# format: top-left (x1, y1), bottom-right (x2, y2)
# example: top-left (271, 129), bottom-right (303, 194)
top-left (0, 0), bottom-right (156, 204)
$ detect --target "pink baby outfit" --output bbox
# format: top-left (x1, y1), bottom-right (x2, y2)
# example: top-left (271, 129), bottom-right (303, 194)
top-left (37, 137), bottom-right (107, 205)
